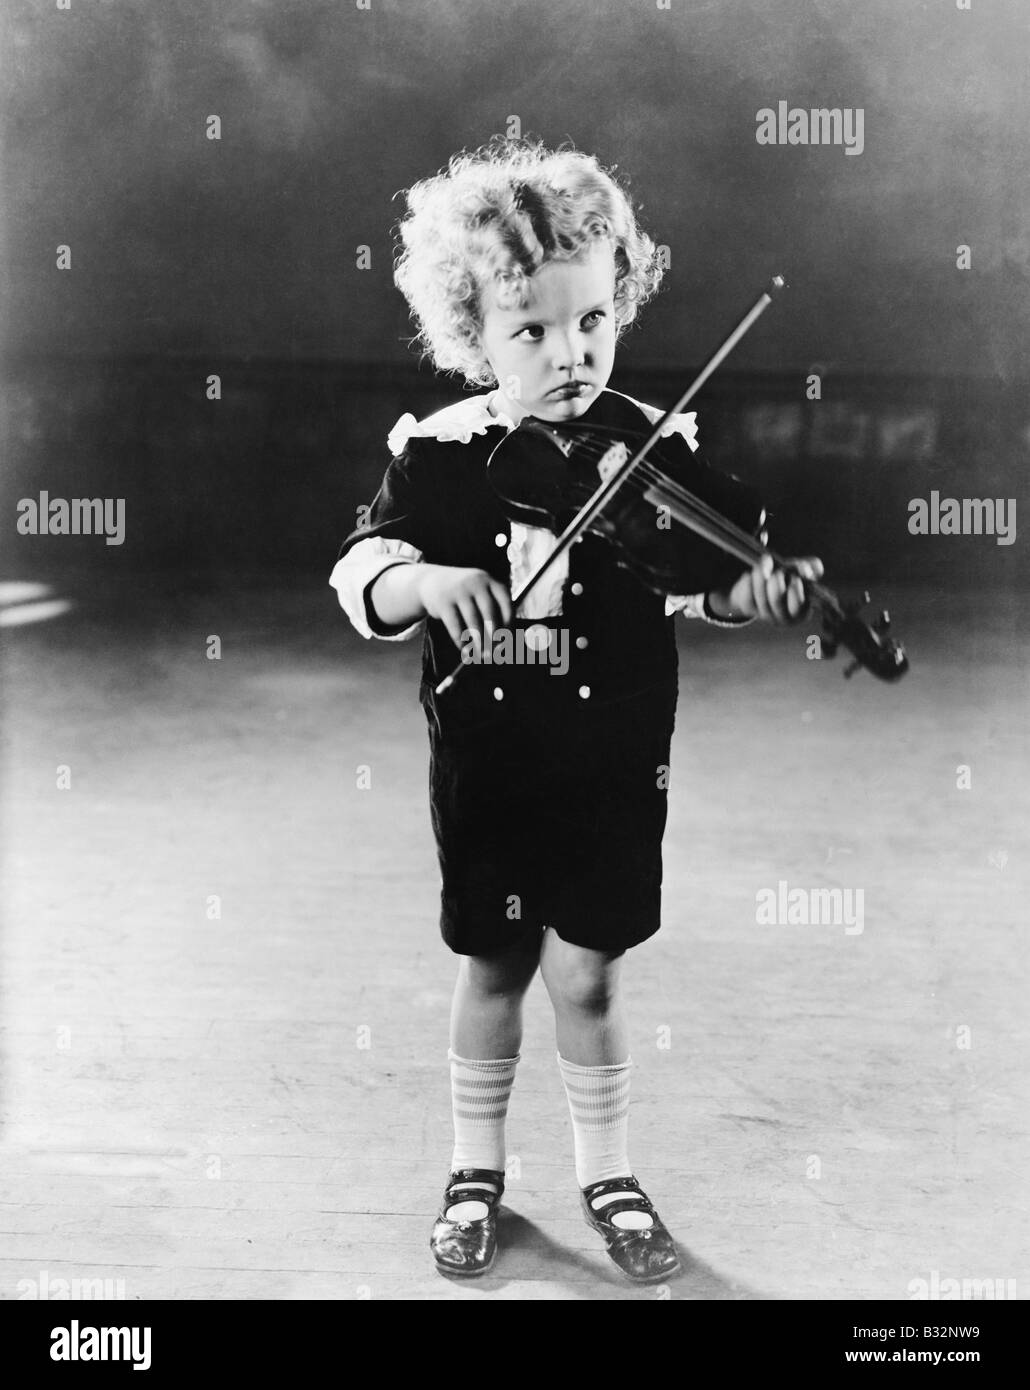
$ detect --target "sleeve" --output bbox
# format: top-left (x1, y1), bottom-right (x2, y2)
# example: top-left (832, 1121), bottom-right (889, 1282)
top-left (329, 443), bottom-right (434, 641)
top-left (329, 537), bottom-right (424, 641)
top-left (665, 592), bottom-right (756, 627)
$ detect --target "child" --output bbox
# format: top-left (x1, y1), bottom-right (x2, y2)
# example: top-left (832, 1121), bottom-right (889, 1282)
top-left (330, 139), bottom-right (822, 1283)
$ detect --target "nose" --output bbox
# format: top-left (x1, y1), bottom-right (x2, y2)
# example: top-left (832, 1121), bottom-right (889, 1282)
top-left (552, 328), bottom-right (587, 374)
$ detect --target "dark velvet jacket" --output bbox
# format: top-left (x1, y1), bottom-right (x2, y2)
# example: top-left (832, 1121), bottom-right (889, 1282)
top-left (335, 394), bottom-right (756, 738)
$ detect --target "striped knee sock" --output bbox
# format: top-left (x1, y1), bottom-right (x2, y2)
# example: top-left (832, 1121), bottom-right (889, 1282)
top-left (557, 1054), bottom-right (633, 1188)
top-left (448, 1050), bottom-right (519, 1174)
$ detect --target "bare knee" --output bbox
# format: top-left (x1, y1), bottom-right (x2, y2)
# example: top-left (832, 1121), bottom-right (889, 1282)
top-left (551, 970), bottom-right (617, 1015)
top-left (542, 937), bottom-right (623, 1016)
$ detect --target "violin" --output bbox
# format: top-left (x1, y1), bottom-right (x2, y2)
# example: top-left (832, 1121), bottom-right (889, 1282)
top-left (436, 279), bottom-right (909, 695)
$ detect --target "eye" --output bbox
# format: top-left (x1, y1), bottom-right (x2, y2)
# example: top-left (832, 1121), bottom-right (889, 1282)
top-left (514, 324), bottom-right (545, 341)
top-left (581, 310), bottom-right (606, 328)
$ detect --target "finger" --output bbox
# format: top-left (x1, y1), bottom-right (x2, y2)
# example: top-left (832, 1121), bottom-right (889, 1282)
top-left (751, 557), bottom-right (773, 621)
top-left (786, 574), bottom-right (807, 620)
top-left (767, 568), bottom-right (791, 622)
top-left (456, 597), bottom-right (483, 647)
top-left (473, 589), bottom-right (503, 641)
top-left (481, 582), bottom-right (509, 629)
top-left (444, 610), bottom-right (470, 653)
top-left (488, 578), bottom-right (514, 627)
top-left (777, 570), bottom-right (798, 621)
top-left (790, 556), bottom-right (824, 583)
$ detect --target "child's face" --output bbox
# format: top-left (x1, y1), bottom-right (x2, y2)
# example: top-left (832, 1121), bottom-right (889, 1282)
top-left (478, 239), bottom-right (618, 423)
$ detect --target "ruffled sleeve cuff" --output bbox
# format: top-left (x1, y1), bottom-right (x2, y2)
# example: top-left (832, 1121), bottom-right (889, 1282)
top-left (329, 536), bottom-right (425, 641)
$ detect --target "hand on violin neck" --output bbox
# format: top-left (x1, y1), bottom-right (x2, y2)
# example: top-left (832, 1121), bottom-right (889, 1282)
top-left (708, 554), bottom-right (824, 625)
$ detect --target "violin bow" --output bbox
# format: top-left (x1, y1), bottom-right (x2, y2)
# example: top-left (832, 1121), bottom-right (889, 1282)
top-left (435, 276), bottom-right (786, 696)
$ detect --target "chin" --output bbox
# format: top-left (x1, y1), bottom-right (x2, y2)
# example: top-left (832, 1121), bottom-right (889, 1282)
top-left (532, 390), bottom-right (596, 422)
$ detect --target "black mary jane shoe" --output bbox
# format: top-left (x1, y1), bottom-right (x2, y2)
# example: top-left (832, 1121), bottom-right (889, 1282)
top-left (430, 1168), bottom-right (506, 1277)
top-left (580, 1175), bottom-right (682, 1283)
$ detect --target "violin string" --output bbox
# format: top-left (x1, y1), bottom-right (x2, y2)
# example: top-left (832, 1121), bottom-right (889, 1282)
top-left (636, 468), bottom-right (767, 561)
top-left (587, 464), bottom-right (764, 567)
top-left (556, 427), bottom-right (768, 555)
top-left (603, 442), bottom-right (765, 554)
top-left (563, 429), bottom-right (841, 612)
top-left (559, 428), bottom-right (771, 565)
top-left (628, 454), bottom-right (837, 607)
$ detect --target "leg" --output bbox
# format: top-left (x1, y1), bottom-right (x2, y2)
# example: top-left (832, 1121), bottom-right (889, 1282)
top-left (540, 927), bottom-right (680, 1280)
top-left (450, 931), bottom-right (541, 1059)
top-left (538, 926), bottom-right (627, 1065)
top-left (431, 934), bottom-right (541, 1274)
top-left (540, 929), bottom-right (633, 1192)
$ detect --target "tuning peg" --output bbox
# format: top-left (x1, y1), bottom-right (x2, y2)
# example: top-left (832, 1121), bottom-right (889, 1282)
top-left (874, 609), bottom-right (891, 634)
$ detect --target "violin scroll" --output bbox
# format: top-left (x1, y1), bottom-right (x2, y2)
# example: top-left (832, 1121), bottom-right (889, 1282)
top-left (816, 588), bottom-right (909, 683)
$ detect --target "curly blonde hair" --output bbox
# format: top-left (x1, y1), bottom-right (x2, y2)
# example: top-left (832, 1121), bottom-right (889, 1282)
top-left (393, 138), bottom-right (664, 386)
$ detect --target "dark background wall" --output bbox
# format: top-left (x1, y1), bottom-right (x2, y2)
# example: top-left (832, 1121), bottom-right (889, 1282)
top-left (2, 0), bottom-right (1027, 583)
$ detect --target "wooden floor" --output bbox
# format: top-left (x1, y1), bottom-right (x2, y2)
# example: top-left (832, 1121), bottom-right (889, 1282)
top-left (1, 573), bottom-right (1027, 1301)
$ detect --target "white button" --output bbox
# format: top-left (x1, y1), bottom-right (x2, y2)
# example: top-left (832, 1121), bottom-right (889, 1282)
top-left (494, 532), bottom-right (508, 547)
top-left (578, 685), bottom-right (591, 699)
top-left (576, 636), bottom-right (588, 650)
top-left (493, 687), bottom-right (504, 700)
top-left (570, 582), bottom-right (584, 596)
top-left (525, 624), bottom-right (550, 652)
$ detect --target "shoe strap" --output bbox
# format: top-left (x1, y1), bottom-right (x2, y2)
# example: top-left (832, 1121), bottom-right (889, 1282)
top-left (445, 1168), bottom-right (505, 1202)
top-left (582, 1175), bottom-right (656, 1217)
top-left (589, 1195), bottom-right (657, 1220)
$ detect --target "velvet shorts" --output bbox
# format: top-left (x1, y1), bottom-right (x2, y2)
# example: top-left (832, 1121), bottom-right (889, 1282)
top-left (426, 678), bottom-right (678, 957)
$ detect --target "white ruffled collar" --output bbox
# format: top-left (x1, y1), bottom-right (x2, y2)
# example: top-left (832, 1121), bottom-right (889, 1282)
top-left (387, 394), bottom-right (514, 456)
top-left (386, 390), bottom-right (698, 457)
